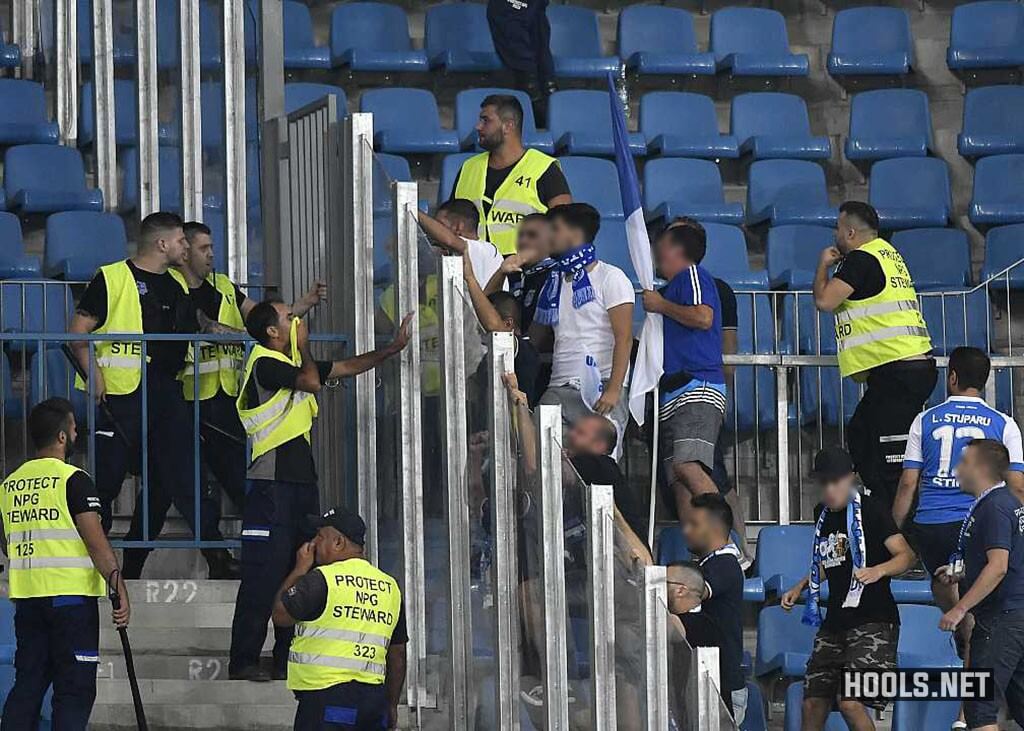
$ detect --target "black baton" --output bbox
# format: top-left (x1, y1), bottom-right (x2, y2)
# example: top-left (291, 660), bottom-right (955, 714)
top-left (108, 570), bottom-right (148, 731)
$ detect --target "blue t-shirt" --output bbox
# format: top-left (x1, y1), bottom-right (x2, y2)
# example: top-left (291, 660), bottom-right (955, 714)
top-left (660, 264), bottom-right (724, 385)
top-left (904, 396), bottom-right (1024, 525)
top-left (963, 486), bottom-right (1024, 617)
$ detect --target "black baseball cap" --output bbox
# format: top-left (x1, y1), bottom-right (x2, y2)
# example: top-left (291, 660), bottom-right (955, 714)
top-left (811, 446), bottom-right (855, 482)
top-left (309, 507), bottom-right (366, 546)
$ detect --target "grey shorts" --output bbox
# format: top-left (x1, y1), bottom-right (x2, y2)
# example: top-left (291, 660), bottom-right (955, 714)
top-left (539, 382), bottom-right (629, 437)
top-left (660, 400), bottom-right (724, 470)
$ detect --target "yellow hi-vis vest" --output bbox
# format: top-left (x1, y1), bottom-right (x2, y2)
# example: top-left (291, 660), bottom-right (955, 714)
top-left (453, 148), bottom-right (558, 256)
top-left (235, 330), bottom-right (319, 461)
top-left (834, 239), bottom-right (932, 381)
top-left (0, 458), bottom-right (105, 599)
top-left (287, 557), bottom-right (402, 691)
top-left (176, 272), bottom-right (246, 401)
top-left (74, 260), bottom-right (189, 396)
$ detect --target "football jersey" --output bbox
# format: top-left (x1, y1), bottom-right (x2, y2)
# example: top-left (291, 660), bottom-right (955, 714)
top-left (904, 396), bottom-right (1024, 524)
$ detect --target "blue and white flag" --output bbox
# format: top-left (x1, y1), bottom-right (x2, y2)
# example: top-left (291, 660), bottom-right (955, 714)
top-left (608, 74), bottom-right (663, 426)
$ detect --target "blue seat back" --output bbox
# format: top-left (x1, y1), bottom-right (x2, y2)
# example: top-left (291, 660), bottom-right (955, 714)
top-left (80, 79), bottom-right (139, 146)
top-left (0, 80), bottom-right (49, 126)
top-left (890, 228), bottom-right (970, 290)
top-left (0, 280), bottom-right (73, 339)
top-left (702, 224), bottom-right (749, 278)
top-left (747, 160), bottom-right (830, 216)
top-left (283, 0), bottom-right (318, 50)
top-left (919, 289), bottom-right (989, 355)
top-left (643, 158), bottom-right (727, 210)
top-left (593, 221), bottom-right (637, 284)
top-left (547, 5), bottom-right (604, 58)
top-left (727, 273), bottom-right (778, 431)
top-left (757, 605), bottom-right (816, 668)
top-left (284, 82), bottom-right (347, 117)
top-left (711, 8), bottom-right (794, 62)
top-left (375, 153), bottom-right (412, 184)
top-left (973, 153), bottom-right (1024, 206)
top-left (985, 223), bottom-right (1024, 281)
top-left (655, 526), bottom-right (691, 565)
top-left (455, 88), bottom-right (540, 149)
top-left (32, 348), bottom-right (88, 425)
top-left (617, 6), bottom-right (700, 59)
top-left (361, 88), bottom-right (444, 135)
top-left (438, 152), bottom-right (475, 204)
top-left (4, 145), bottom-right (89, 196)
top-left (548, 90), bottom-right (615, 142)
top-left (892, 699), bottom-right (960, 731)
top-left (331, 2), bottom-right (415, 54)
top-left (869, 157), bottom-right (951, 214)
top-left (425, 4), bottom-right (496, 57)
top-left (766, 225), bottom-right (834, 288)
top-left (732, 93), bottom-right (813, 140)
top-left (963, 85), bottom-right (1024, 144)
top-left (122, 146), bottom-right (186, 213)
top-left (558, 157), bottom-right (624, 219)
top-left (950, 1), bottom-right (1024, 55)
top-left (850, 89), bottom-right (931, 147)
top-left (200, 79), bottom-right (258, 148)
top-left (898, 604), bottom-right (958, 662)
top-left (639, 92), bottom-right (721, 140)
top-left (0, 213), bottom-right (23, 263)
top-left (44, 212), bottom-right (128, 278)
top-left (755, 525), bottom-right (814, 583)
top-left (832, 7), bottom-right (912, 56)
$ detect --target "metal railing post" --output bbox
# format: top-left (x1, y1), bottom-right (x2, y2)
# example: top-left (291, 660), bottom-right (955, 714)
top-left (587, 484), bottom-right (617, 730)
top-left (55, 0), bottom-right (77, 146)
top-left (695, 646), bottom-right (723, 730)
top-left (223, 0), bottom-right (247, 281)
top-left (12, 0), bottom-right (36, 78)
top-left (258, 0), bottom-right (284, 263)
top-left (92, 0), bottom-right (117, 210)
top-left (776, 365), bottom-right (790, 525)
top-left (135, 0), bottom-right (158, 215)
top-left (644, 565), bottom-right (668, 731)
top-left (179, 0), bottom-right (203, 219)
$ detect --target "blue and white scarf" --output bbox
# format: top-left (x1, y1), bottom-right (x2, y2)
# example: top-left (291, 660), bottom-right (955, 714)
top-left (510, 256), bottom-right (557, 302)
top-left (803, 490), bottom-right (867, 627)
top-left (533, 243), bottom-right (597, 326)
top-left (948, 482), bottom-right (1005, 575)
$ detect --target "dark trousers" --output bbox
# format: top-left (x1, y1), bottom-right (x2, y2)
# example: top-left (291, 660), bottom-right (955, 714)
top-left (1, 596), bottom-right (99, 731)
top-left (846, 358), bottom-right (937, 508)
top-left (966, 609), bottom-right (1024, 729)
top-left (293, 682), bottom-right (388, 731)
top-left (487, 0), bottom-right (555, 106)
top-left (229, 479), bottom-right (320, 673)
top-left (199, 391), bottom-right (247, 517)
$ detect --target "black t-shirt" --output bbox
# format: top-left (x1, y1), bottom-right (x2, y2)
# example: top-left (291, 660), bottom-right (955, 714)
top-left (833, 250), bottom-right (886, 301)
top-left (66, 471), bottom-right (102, 517)
top-left (281, 566), bottom-right (409, 645)
top-left (245, 358), bottom-right (331, 483)
top-left (570, 454), bottom-right (649, 551)
top-left (515, 336), bottom-right (542, 408)
top-left (814, 496), bottom-right (901, 632)
top-left (190, 278), bottom-right (247, 322)
top-left (963, 486), bottom-right (1024, 618)
top-left (715, 278), bottom-right (738, 331)
top-left (449, 158), bottom-right (570, 223)
top-left (678, 551), bottom-right (745, 693)
top-left (76, 261), bottom-right (196, 376)
top-left (509, 266), bottom-right (554, 331)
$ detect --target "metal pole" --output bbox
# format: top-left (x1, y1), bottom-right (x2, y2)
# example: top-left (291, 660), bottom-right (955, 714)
top-left (135, 0), bottom-right (159, 215)
top-left (644, 565), bottom-right (669, 731)
top-left (92, 0), bottom-right (117, 210)
top-left (587, 484), bottom-right (617, 730)
top-left (258, 0), bottom-right (284, 120)
top-left (695, 646), bottom-right (723, 730)
top-left (179, 0), bottom-right (203, 219)
top-left (223, 0), bottom-right (248, 281)
top-left (776, 365), bottom-right (790, 525)
top-left (55, 0), bottom-right (77, 145)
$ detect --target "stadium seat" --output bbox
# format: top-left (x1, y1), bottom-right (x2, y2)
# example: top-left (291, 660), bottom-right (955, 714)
top-left (559, 157), bottom-right (624, 220)
top-left (200, 80), bottom-right (259, 151)
top-left (282, 0), bottom-right (331, 70)
top-left (284, 82), bottom-right (348, 117)
top-left (766, 225), bottom-right (834, 289)
top-left (373, 153), bottom-right (413, 214)
top-left (897, 604), bottom-right (961, 667)
top-left (454, 88), bottom-right (554, 153)
top-left (755, 605), bottom-right (815, 677)
top-left (960, 86), bottom-right (1024, 159)
top-left (155, 1), bottom-right (256, 71)
top-left (741, 681), bottom-right (767, 731)
top-left (0, 80), bottom-right (59, 146)
top-left (330, 2), bottom-right (429, 72)
top-left (425, 4), bottom-right (501, 73)
top-left (727, 274), bottom-right (778, 433)
top-left (0, 280), bottom-right (73, 354)
top-left (44, 212), bottom-right (128, 281)
top-left (869, 157), bottom-right (951, 229)
top-left (754, 525), bottom-right (814, 596)
top-left (981, 224), bottom-right (1024, 287)
top-left (947, 1), bottom-right (1024, 72)
top-left (654, 527), bottom-right (765, 602)
top-left (80, 80), bottom-right (175, 147)
top-left (710, 8), bottom-right (809, 77)
top-left (0, 213), bottom-right (40, 278)
top-left (3, 145), bottom-right (103, 213)
top-left (784, 683), bottom-right (849, 731)
top-left (845, 89), bottom-right (932, 162)
top-left (593, 220), bottom-right (636, 283)
top-left (77, 0), bottom-right (136, 65)
top-left (361, 89), bottom-right (460, 154)
top-left (122, 146), bottom-right (210, 213)
top-left (970, 154), bottom-right (1024, 226)
top-left (890, 228), bottom-right (971, 290)
top-left (548, 90), bottom-right (646, 157)
top-left (640, 92), bottom-right (739, 160)
top-left (438, 153), bottom-right (474, 204)
top-left (0, 598), bottom-right (13, 660)
top-left (617, 6), bottom-right (715, 76)
top-left (701, 224), bottom-right (750, 278)
top-left (0, 354), bottom-right (24, 419)
top-left (547, 5), bottom-right (620, 78)
top-left (920, 289), bottom-right (990, 354)
top-left (827, 7), bottom-right (913, 77)
top-left (730, 93), bottom-right (830, 161)
top-left (29, 348), bottom-right (89, 426)
top-left (643, 158), bottom-right (743, 224)
top-left (746, 160), bottom-right (837, 227)
top-left (892, 699), bottom-right (959, 731)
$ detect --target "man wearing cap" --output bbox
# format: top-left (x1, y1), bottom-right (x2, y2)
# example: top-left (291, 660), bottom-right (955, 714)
top-left (781, 447), bottom-right (915, 731)
top-left (273, 508), bottom-right (407, 731)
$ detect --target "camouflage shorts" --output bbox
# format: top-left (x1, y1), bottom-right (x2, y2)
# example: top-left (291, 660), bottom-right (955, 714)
top-left (804, 622), bottom-right (899, 710)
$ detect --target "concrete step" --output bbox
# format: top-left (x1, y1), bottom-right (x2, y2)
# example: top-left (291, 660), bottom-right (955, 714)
top-left (95, 678), bottom-right (293, 705)
top-left (99, 602), bottom-right (237, 628)
top-left (99, 627), bottom-right (272, 655)
top-left (97, 654), bottom-right (234, 681)
top-left (88, 702), bottom-right (295, 731)
top-left (117, 579), bottom-right (240, 605)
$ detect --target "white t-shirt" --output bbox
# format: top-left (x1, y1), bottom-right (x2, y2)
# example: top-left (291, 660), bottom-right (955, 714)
top-left (549, 261), bottom-right (635, 386)
top-left (464, 238), bottom-right (503, 289)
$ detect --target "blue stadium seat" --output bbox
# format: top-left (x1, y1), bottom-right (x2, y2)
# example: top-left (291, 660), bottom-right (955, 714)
top-left (0, 213), bottom-right (40, 278)
top-left (897, 604), bottom-right (961, 668)
top-left (425, 4), bottom-right (501, 73)
top-left (548, 90), bottom-right (646, 157)
top-left (640, 92), bottom-right (739, 160)
top-left (0, 354), bottom-right (24, 419)
top-left (845, 89), bottom-right (931, 162)
top-left (869, 157), bottom-right (951, 229)
top-left (547, 5), bottom-right (620, 78)
top-left (643, 158), bottom-right (743, 225)
top-left (361, 89), bottom-right (460, 154)
top-left (755, 605), bottom-right (815, 677)
top-left (892, 699), bottom-right (959, 731)
top-left (80, 80), bottom-right (175, 147)
top-left (284, 82), bottom-right (348, 117)
top-left (727, 273), bottom-right (778, 433)
top-left (0, 280), bottom-right (73, 354)
top-left (122, 146), bottom-right (218, 213)
top-left (970, 153), bottom-right (1024, 226)
top-left (283, 0), bottom-right (331, 70)
top-left (947, 1), bottom-right (1024, 72)
top-left (559, 157), bottom-right (624, 220)
top-left (200, 80), bottom-right (259, 151)
top-left (437, 153), bottom-right (474, 204)
top-left (766, 225), bottom-right (834, 289)
top-left (77, 0), bottom-right (135, 65)
top-left (890, 228), bottom-right (971, 290)
top-left (741, 681), bottom-right (767, 731)
top-left (755, 525), bottom-right (814, 596)
top-left (0, 80), bottom-right (59, 146)
top-left (784, 683), bottom-right (849, 731)
top-left (701, 224), bottom-right (750, 278)
top-left (45, 212), bottom-right (128, 281)
top-left (828, 7), bottom-right (913, 78)
top-left (155, 1), bottom-right (256, 71)
top-left (981, 224), bottom-right (1024, 287)
top-left (30, 349), bottom-right (88, 426)
top-left (593, 220), bottom-right (636, 284)
top-left (454, 88), bottom-right (553, 153)
top-left (710, 8), bottom-right (809, 77)
top-left (3, 145), bottom-right (103, 213)
top-left (655, 526), bottom-right (765, 602)
top-left (0, 598), bottom-right (14, 660)
top-left (330, 2), bottom-right (428, 72)
top-left (746, 160), bottom-right (837, 227)
top-left (917, 290), bottom-right (989, 354)
top-left (617, 6), bottom-right (715, 76)
top-left (731, 93), bottom-right (830, 161)
top-left (960, 86), bottom-right (1024, 159)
